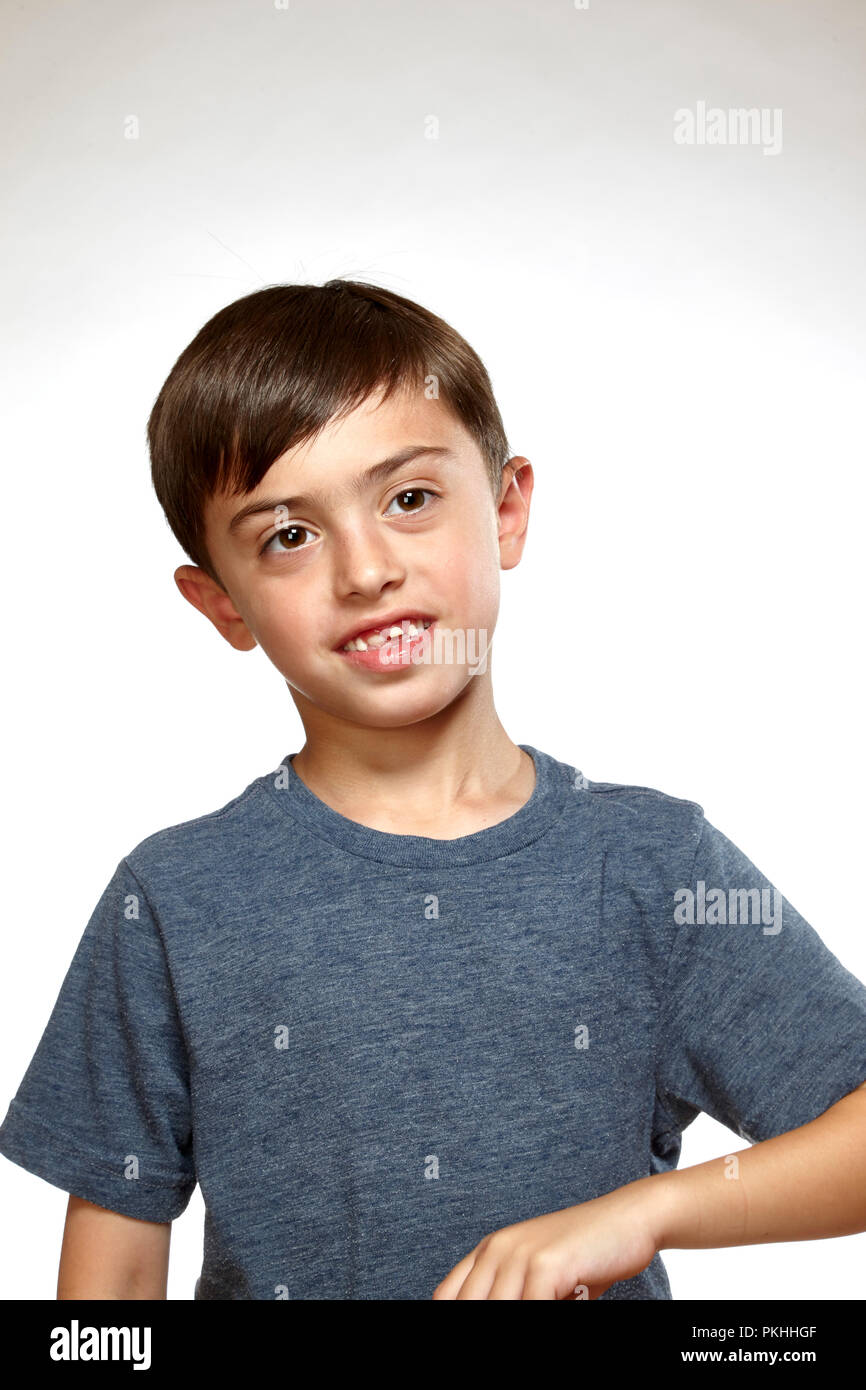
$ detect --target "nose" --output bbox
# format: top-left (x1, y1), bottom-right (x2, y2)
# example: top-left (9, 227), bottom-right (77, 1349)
top-left (331, 517), bottom-right (407, 601)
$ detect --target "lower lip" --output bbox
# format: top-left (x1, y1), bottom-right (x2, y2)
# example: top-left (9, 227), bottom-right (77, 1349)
top-left (336, 621), bottom-right (436, 669)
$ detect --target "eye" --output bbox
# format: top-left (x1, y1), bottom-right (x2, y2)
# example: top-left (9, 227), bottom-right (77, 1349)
top-left (258, 489), bottom-right (438, 558)
top-left (384, 488), bottom-right (437, 516)
top-left (259, 524), bottom-right (315, 557)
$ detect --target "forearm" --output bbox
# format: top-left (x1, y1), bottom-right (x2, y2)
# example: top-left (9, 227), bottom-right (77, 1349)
top-left (57, 1196), bottom-right (170, 1299)
top-left (57, 1245), bottom-right (169, 1298)
top-left (638, 1079), bottom-right (866, 1251)
top-left (57, 1272), bottom-right (167, 1299)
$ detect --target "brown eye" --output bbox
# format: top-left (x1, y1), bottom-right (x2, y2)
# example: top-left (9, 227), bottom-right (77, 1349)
top-left (276, 526), bottom-right (307, 549)
top-left (386, 489), bottom-right (434, 515)
top-left (260, 525), bottom-right (313, 557)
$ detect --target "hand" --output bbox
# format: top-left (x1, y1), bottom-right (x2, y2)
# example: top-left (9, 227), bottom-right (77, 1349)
top-left (431, 1179), bottom-right (660, 1300)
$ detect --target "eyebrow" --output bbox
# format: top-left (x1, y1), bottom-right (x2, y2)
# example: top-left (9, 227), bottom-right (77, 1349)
top-left (227, 445), bottom-right (454, 534)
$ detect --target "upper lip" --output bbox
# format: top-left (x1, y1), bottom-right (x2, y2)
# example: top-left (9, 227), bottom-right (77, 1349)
top-left (334, 610), bottom-right (436, 649)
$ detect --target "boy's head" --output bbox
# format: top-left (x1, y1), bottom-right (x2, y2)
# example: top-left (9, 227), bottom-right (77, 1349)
top-left (147, 279), bottom-right (533, 730)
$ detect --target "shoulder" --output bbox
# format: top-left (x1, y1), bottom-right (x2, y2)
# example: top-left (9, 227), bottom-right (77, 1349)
top-left (545, 750), bottom-right (707, 868)
top-left (120, 765), bottom-right (279, 900)
top-left (551, 748), bottom-right (705, 834)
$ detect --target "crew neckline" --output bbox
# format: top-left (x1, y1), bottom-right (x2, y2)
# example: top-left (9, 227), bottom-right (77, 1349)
top-left (262, 743), bottom-right (571, 867)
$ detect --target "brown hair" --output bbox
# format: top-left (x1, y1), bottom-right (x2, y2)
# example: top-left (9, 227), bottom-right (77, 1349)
top-left (147, 279), bottom-right (511, 588)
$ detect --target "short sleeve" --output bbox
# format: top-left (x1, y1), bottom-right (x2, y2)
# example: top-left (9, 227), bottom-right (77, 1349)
top-left (655, 815), bottom-right (866, 1145)
top-left (0, 858), bottom-right (196, 1221)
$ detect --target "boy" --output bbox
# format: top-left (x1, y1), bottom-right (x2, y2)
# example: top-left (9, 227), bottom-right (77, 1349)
top-left (2, 278), bottom-right (866, 1301)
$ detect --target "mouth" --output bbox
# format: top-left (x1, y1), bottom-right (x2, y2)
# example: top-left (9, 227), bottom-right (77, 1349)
top-left (336, 615), bottom-right (436, 666)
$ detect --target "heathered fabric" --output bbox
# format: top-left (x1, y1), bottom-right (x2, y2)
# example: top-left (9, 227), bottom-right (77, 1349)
top-left (2, 744), bottom-right (866, 1300)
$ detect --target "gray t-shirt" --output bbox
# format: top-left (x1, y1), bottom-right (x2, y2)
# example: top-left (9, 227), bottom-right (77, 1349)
top-left (2, 744), bottom-right (866, 1299)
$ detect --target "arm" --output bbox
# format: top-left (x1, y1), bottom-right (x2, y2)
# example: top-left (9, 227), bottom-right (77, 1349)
top-left (432, 1078), bottom-right (866, 1298)
top-left (647, 1077), bottom-right (866, 1250)
top-left (57, 1195), bottom-right (172, 1299)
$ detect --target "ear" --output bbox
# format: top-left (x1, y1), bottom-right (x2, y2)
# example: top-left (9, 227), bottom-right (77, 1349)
top-left (173, 566), bottom-right (258, 652)
top-left (497, 457), bottom-right (534, 572)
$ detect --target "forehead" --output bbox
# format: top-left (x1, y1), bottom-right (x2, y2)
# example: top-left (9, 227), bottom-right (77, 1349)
top-left (209, 385), bottom-right (482, 531)
top-left (283, 384), bottom-right (472, 469)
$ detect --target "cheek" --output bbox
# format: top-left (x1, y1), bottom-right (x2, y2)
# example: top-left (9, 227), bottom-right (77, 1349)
top-left (440, 519), bottom-right (501, 605)
top-left (242, 590), bottom-right (314, 657)
top-left (434, 507), bottom-right (498, 565)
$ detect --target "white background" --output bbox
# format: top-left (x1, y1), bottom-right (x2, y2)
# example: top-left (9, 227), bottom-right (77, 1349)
top-left (1, 0), bottom-right (864, 1301)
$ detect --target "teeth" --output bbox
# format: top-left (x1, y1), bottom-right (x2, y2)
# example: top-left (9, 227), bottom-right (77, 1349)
top-left (342, 618), bottom-right (432, 652)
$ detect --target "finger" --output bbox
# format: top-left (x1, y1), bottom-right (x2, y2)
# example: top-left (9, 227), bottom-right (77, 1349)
top-left (455, 1256), bottom-right (499, 1300)
top-left (486, 1260), bottom-right (531, 1300)
top-left (431, 1250), bottom-right (478, 1300)
top-left (522, 1259), bottom-right (563, 1300)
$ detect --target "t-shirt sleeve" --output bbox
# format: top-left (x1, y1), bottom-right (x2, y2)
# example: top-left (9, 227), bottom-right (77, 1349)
top-left (0, 857), bottom-right (196, 1221)
top-left (655, 813), bottom-right (866, 1145)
